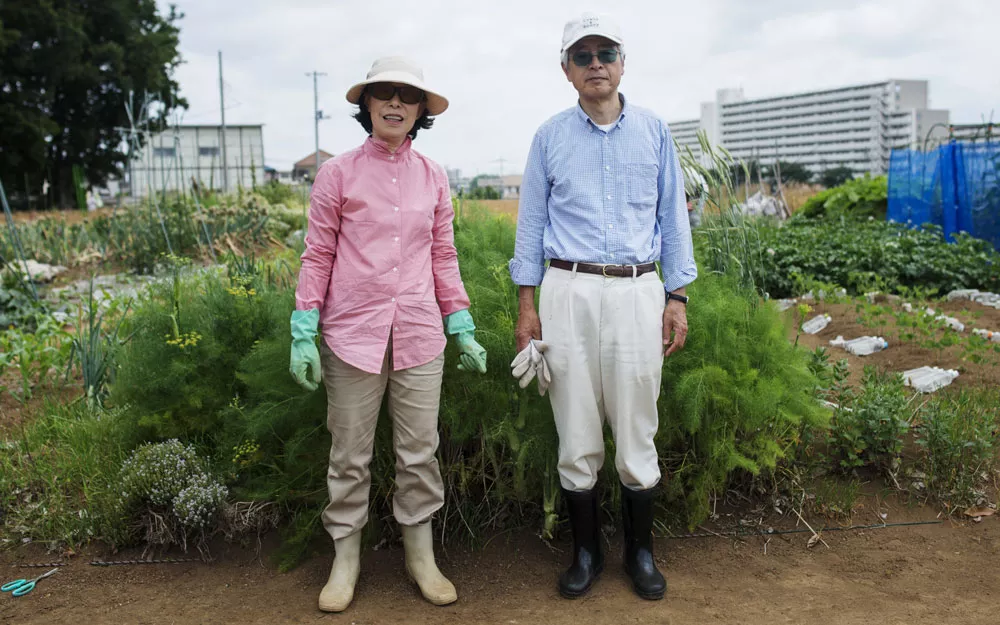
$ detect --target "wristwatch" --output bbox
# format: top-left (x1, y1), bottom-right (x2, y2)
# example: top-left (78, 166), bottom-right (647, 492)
top-left (667, 292), bottom-right (689, 305)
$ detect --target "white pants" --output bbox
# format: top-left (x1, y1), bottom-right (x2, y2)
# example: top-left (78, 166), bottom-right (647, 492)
top-left (540, 266), bottom-right (666, 492)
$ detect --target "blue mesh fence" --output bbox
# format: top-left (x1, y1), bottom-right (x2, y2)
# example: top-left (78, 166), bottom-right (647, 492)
top-left (887, 141), bottom-right (1000, 250)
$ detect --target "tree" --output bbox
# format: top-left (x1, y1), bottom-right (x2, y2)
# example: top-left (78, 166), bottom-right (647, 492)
top-left (0, 1), bottom-right (186, 207)
top-left (729, 160), bottom-right (762, 187)
top-left (819, 166), bottom-right (855, 189)
top-left (769, 160), bottom-right (813, 185)
top-left (467, 186), bottom-right (500, 200)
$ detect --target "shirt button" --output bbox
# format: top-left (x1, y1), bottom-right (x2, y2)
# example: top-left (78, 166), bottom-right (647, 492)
top-left (605, 166), bottom-right (610, 171)
top-left (394, 236), bottom-right (400, 242)
top-left (389, 155), bottom-right (395, 160)
top-left (392, 178), bottom-right (397, 183)
top-left (391, 297), bottom-right (396, 303)
top-left (606, 195), bottom-right (612, 200)
top-left (392, 267), bottom-right (398, 272)
top-left (608, 224), bottom-right (614, 229)
top-left (393, 206), bottom-right (399, 212)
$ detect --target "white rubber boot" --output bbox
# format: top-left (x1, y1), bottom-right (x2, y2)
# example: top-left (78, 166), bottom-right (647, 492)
top-left (318, 531), bottom-right (362, 612)
top-left (402, 522), bottom-right (457, 606)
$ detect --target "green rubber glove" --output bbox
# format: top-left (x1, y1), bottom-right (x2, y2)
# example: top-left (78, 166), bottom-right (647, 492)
top-left (444, 309), bottom-right (487, 374)
top-left (290, 308), bottom-right (321, 391)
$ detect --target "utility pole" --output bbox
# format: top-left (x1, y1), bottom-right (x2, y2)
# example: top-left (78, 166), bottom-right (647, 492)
top-left (492, 157), bottom-right (509, 177)
top-left (218, 51), bottom-right (229, 193)
top-left (306, 71), bottom-right (329, 181)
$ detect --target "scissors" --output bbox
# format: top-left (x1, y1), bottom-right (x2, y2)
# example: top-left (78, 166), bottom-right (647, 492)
top-left (2, 568), bottom-right (59, 597)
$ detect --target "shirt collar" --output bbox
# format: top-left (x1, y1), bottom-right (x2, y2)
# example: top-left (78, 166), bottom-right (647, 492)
top-left (363, 135), bottom-right (413, 161)
top-left (575, 93), bottom-right (628, 131)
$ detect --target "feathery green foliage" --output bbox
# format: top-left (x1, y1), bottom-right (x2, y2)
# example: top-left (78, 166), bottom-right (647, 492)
top-left (105, 205), bottom-right (826, 563)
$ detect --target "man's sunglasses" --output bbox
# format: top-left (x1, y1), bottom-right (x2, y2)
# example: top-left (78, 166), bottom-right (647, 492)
top-left (367, 83), bottom-right (426, 105)
top-left (571, 48), bottom-right (620, 67)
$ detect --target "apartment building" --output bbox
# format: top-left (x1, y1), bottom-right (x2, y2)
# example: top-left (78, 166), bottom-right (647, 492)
top-left (671, 80), bottom-right (950, 175)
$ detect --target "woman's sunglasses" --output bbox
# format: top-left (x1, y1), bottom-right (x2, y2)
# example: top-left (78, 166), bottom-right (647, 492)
top-left (367, 83), bottom-right (426, 105)
top-left (571, 48), bottom-right (620, 67)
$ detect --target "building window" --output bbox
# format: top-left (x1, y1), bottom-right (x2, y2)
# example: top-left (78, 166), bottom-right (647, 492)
top-left (199, 146), bottom-right (220, 157)
top-left (153, 147), bottom-right (176, 158)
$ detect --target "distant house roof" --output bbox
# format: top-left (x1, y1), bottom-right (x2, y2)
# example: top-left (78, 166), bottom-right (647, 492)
top-left (502, 174), bottom-right (523, 187)
top-left (293, 150), bottom-right (335, 170)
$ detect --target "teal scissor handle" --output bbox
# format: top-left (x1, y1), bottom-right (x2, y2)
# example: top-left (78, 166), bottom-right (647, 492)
top-left (2, 568), bottom-right (58, 597)
top-left (7, 580), bottom-right (36, 597)
top-left (1, 578), bottom-right (25, 592)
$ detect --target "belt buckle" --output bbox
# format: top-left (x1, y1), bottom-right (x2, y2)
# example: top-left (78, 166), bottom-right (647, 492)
top-left (602, 264), bottom-right (612, 277)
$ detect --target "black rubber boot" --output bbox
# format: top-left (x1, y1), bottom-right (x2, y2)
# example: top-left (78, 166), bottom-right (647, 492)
top-left (621, 485), bottom-right (666, 600)
top-left (558, 488), bottom-right (604, 598)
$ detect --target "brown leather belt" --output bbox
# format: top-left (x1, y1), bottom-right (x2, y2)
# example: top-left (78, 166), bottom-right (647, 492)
top-left (549, 259), bottom-right (657, 278)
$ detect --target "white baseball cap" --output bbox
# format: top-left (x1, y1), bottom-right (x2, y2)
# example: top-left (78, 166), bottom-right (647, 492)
top-left (346, 56), bottom-right (449, 116)
top-left (560, 12), bottom-right (624, 54)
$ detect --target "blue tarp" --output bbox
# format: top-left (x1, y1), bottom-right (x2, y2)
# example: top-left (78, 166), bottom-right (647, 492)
top-left (887, 141), bottom-right (1000, 250)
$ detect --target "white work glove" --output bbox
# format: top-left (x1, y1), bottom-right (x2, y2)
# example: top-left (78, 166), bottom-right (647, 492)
top-left (510, 339), bottom-right (551, 396)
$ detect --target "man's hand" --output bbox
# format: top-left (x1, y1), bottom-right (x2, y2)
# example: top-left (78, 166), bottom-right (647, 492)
top-left (515, 286), bottom-right (542, 353)
top-left (663, 299), bottom-right (688, 358)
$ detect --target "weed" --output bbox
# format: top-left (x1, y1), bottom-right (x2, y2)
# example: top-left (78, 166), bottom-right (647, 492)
top-left (914, 390), bottom-right (1000, 512)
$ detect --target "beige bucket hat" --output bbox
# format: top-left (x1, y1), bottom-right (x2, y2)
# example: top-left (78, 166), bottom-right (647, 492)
top-left (345, 56), bottom-right (449, 116)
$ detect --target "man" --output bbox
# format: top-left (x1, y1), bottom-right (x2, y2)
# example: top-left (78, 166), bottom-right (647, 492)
top-left (508, 12), bottom-right (697, 601)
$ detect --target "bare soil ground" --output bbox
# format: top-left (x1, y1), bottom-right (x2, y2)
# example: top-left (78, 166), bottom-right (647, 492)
top-left (2, 513), bottom-right (999, 625)
top-left (793, 297), bottom-right (1000, 390)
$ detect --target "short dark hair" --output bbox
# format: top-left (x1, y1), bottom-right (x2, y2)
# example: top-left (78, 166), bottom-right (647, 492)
top-left (352, 88), bottom-right (434, 140)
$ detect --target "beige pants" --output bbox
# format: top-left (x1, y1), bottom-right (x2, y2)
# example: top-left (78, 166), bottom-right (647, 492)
top-left (539, 266), bottom-right (666, 492)
top-left (320, 341), bottom-right (446, 540)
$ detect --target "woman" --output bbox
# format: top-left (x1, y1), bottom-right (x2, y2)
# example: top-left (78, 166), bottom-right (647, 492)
top-left (289, 56), bottom-right (487, 612)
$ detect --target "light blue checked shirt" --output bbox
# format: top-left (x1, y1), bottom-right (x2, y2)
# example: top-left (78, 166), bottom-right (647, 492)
top-left (509, 95), bottom-right (697, 293)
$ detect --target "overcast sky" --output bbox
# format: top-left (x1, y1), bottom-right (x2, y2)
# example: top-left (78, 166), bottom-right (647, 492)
top-left (157, 0), bottom-right (998, 177)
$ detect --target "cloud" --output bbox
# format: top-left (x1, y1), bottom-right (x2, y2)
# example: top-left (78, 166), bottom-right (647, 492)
top-left (159, 0), bottom-right (1000, 176)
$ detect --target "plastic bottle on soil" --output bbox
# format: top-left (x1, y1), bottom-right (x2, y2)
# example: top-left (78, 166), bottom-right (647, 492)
top-left (935, 314), bottom-right (965, 332)
top-left (801, 314), bottom-right (832, 335)
top-left (846, 336), bottom-right (888, 356)
top-left (903, 367), bottom-right (960, 393)
top-left (973, 328), bottom-right (1000, 343)
top-left (829, 336), bottom-right (888, 356)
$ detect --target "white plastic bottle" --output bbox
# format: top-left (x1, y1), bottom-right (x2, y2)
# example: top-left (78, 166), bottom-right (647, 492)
top-left (973, 328), bottom-right (1000, 343)
top-left (935, 314), bottom-right (965, 332)
top-left (829, 336), bottom-right (888, 356)
top-left (801, 314), bottom-right (832, 335)
top-left (903, 367), bottom-right (960, 393)
top-left (847, 336), bottom-right (889, 356)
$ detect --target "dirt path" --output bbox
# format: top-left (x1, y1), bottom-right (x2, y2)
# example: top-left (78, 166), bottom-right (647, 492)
top-left (3, 517), bottom-right (998, 625)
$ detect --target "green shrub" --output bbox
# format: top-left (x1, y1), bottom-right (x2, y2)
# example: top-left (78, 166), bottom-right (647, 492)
top-left (110, 259), bottom-right (296, 439)
top-left (656, 273), bottom-right (828, 521)
top-left (758, 219), bottom-right (1000, 297)
top-left (0, 403), bottom-right (142, 547)
top-left (69, 206), bottom-right (824, 564)
top-left (257, 181), bottom-right (296, 206)
top-left (797, 175), bottom-right (887, 220)
top-left (0, 197), bottom-right (272, 273)
top-left (0, 270), bottom-right (47, 330)
top-left (827, 367), bottom-right (912, 473)
top-left (914, 389), bottom-right (1000, 511)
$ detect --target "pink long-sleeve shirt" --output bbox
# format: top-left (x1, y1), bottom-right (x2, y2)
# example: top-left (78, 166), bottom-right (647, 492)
top-left (295, 136), bottom-right (470, 374)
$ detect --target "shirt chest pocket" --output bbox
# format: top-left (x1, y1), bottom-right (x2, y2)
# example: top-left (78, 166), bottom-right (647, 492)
top-left (626, 163), bottom-right (659, 208)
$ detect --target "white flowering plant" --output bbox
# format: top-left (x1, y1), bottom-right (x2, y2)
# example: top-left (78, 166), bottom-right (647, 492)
top-left (119, 439), bottom-right (228, 531)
